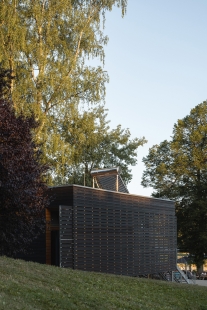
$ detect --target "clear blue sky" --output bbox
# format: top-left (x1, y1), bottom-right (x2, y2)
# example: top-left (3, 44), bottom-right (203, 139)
top-left (98, 0), bottom-right (207, 196)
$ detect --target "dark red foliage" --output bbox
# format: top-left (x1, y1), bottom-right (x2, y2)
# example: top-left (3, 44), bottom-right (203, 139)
top-left (0, 92), bottom-right (49, 256)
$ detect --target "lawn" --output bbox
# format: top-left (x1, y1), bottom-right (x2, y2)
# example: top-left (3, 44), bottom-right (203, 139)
top-left (0, 256), bottom-right (207, 310)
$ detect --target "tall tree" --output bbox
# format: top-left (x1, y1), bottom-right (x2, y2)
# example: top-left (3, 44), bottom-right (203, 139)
top-left (0, 0), bottom-right (127, 178)
top-left (142, 101), bottom-right (207, 269)
top-left (0, 70), bottom-right (48, 256)
top-left (51, 104), bottom-right (146, 186)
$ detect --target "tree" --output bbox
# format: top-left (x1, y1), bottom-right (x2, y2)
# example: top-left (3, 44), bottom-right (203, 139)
top-left (141, 101), bottom-right (207, 269)
top-left (51, 104), bottom-right (146, 186)
top-left (0, 70), bottom-right (49, 256)
top-left (0, 0), bottom-right (127, 179)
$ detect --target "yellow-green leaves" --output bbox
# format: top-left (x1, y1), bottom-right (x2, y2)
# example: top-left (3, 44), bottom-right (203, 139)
top-left (53, 104), bottom-right (146, 186)
top-left (0, 0), bottom-right (127, 181)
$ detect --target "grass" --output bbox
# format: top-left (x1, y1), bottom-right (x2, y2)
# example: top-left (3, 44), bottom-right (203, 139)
top-left (0, 257), bottom-right (207, 310)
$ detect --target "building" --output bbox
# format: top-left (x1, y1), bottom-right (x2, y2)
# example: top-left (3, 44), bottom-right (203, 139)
top-left (18, 168), bottom-right (176, 277)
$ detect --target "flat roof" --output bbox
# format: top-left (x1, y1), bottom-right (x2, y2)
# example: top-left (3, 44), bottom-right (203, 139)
top-left (49, 184), bottom-right (173, 203)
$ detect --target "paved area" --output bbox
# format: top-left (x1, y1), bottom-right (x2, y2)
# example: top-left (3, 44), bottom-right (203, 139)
top-left (196, 280), bottom-right (207, 287)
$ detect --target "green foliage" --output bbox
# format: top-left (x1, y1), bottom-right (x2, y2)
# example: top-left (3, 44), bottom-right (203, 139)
top-left (51, 104), bottom-right (146, 186)
top-left (0, 0), bottom-right (127, 179)
top-left (1, 256), bottom-right (207, 310)
top-left (142, 101), bottom-right (207, 268)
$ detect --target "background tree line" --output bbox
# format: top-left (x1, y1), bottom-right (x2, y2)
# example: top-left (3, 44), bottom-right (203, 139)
top-left (142, 101), bottom-right (207, 270)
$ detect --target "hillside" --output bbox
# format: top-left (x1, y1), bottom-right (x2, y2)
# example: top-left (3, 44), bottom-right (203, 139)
top-left (0, 256), bottom-right (207, 310)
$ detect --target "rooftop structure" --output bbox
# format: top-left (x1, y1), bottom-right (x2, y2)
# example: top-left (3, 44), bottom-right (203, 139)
top-left (90, 167), bottom-right (129, 193)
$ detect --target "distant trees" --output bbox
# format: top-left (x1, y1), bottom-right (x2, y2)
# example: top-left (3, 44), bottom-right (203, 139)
top-left (142, 101), bottom-right (207, 269)
top-left (51, 104), bottom-right (146, 186)
top-left (0, 70), bottom-right (48, 256)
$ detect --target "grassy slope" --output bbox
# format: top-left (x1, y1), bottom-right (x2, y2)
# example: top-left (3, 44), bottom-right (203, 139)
top-left (0, 257), bottom-right (207, 310)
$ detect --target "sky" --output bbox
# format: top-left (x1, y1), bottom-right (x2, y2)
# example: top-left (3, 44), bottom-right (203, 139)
top-left (97, 0), bottom-right (207, 196)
